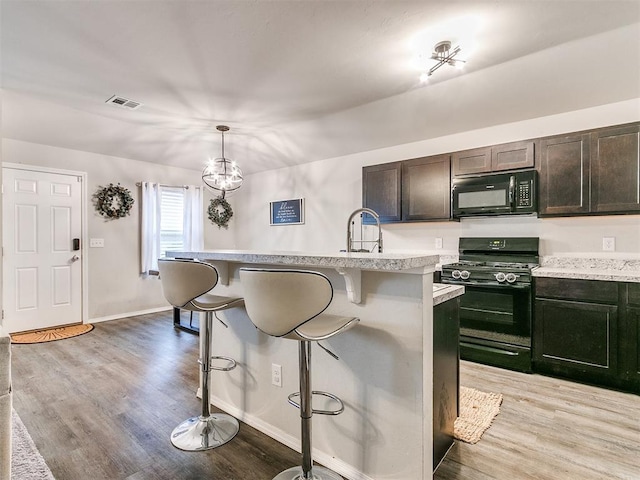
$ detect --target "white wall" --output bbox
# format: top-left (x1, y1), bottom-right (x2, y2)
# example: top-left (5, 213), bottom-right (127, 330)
top-left (0, 139), bottom-right (234, 320)
top-left (225, 99), bottom-right (640, 257)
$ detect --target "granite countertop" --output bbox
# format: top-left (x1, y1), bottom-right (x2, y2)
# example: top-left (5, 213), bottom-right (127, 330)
top-left (533, 256), bottom-right (640, 283)
top-left (167, 249), bottom-right (440, 272)
top-left (433, 283), bottom-right (465, 306)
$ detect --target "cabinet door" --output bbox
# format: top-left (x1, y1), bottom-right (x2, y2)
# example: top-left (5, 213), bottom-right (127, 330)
top-left (433, 298), bottom-right (459, 470)
top-left (621, 306), bottom-right (640, 389)
top-left (451, 147), bottom-right (491, 176)
top-left (362, 162), bottom-right (402, 223)
top-left (534, 298), bottom-right (618, 382)
top-left (538, 134), bottom-right (590, 216)
top-left (621, 283), bottom-right (640, 389)
top-left (491, 140), bottom-right (535, 172)
top-left (402, 154), bottom-right (451, 221)
top-left (591, 123), bottom-right (640, 213)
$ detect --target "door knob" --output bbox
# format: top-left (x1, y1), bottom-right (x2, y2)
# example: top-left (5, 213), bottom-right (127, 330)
top-left (71, 255), bottom-right (80, 262)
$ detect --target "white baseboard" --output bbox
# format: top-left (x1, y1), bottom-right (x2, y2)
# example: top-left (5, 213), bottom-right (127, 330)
top-left (204, 391), bottom-right (375, 480)
top-left (89, 306), bottom-right (172, 324)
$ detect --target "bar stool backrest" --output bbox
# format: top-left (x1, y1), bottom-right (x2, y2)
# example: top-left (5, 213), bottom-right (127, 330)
top-left (158, 258), bottom-right (219, 309)
top-left (239, 268), bottom-right (333, 338)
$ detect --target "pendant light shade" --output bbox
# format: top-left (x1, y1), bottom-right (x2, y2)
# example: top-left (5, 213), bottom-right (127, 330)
top-left (202, 125), bottom-right (243, 194)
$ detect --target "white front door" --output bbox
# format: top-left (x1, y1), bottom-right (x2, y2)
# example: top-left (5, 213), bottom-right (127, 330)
top-left (2, 167), bottom-right (83, 334)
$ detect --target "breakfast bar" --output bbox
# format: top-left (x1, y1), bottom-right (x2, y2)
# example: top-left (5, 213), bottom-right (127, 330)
top-left (166, 250), bottom-right (463, 480)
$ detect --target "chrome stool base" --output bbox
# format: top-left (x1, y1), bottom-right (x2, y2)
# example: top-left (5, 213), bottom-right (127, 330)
top-left (273, 466), bottom-right (343, 480)
top-left (170, 413), bottom-right (239, 451)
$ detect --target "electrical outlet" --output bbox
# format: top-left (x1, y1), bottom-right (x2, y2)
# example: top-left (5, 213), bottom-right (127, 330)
top-left (435, 237), bottom-right (443, 249)
top-left (271, 363), bottom-right (282, 387)
top-left (602, 237), bottom-right (615, 252)
top-left (89, 238), bottom-right (104, 248)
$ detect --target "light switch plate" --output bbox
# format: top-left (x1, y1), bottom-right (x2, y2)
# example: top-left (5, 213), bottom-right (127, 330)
top-left (89, 238), bottom-right (104, 248)
top-left (435, 237), bottom-right (443, 249)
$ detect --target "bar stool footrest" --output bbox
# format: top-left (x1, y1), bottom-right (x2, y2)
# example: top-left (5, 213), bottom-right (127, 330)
top-left (287, 390), bottom-right (345, 416)
top-left (198, 355), bottom-right (238, 372)
top-left (210, 355), bottom-right (237, 371)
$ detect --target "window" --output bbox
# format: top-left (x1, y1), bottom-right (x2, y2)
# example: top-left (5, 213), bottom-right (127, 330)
top-left (159, 187), bottom-right (185, 257)
top-left (140, 182), bottom-right (203, 274)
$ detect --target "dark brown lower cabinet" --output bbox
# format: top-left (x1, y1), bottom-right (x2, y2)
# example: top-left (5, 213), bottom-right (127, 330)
top-left (534, 278), bottom-right (639, 394)
top-left (433, 296), bottom-right (459, 471)
top-left (534, 299), bottom-right (618, 383)
top-left (622, 307), bottom-right (640, 387)
top-left (621, 283), bottom-right (640, 390)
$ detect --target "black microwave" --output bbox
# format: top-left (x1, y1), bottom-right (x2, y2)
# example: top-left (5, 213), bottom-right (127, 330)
top-left (452, 170), bottom-right (537, 218)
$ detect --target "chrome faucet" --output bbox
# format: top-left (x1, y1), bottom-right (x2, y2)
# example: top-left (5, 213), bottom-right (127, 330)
top-left (346, 208), bottom-right (383, 253)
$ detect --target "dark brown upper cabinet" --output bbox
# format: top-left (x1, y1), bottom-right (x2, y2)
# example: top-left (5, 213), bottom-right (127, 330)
top-left (451, 147), bottom-right (491, 176)
top-left (538, 122), bottom-right (640, 216)
top-left (538, 133), bottom-right (590, 216)
top-left (452, 140), bottom-right (535, 177)
top-left (362, 162), bottom-right (402, 223)
top-left (591, 124), bottom-right (640, 213)
top-left (401, 154), bottom-right (451, 222)
top-left (492, 140), bottom-right (535, 172)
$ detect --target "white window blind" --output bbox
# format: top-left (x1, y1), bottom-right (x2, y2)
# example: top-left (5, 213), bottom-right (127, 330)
top-left (159, 187), bottom-right (186, 257)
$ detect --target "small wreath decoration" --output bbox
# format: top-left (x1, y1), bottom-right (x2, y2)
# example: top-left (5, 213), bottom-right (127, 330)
top-left (208, 196), bottom-right (233, 229)
top-left (93, 183), bottom-right (134, 219)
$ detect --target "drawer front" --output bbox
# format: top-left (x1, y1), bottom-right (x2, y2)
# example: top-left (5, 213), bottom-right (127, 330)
top-left (535, 277), bottom-right (618, 304)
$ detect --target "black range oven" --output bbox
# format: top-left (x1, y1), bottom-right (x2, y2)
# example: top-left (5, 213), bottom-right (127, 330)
top-left (441, 237), bottom-right (539, 373)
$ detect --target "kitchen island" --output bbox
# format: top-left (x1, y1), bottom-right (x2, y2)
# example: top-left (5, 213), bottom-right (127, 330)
top-left (166, 250), bottom-right (463, 480)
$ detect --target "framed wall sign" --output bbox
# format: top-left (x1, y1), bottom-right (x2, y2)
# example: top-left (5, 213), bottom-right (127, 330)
top-left (270, 198), bottom-right (305, 225)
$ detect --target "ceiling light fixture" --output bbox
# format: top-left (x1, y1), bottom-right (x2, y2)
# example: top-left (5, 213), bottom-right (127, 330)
top-left (202, 125), bottom-right (243, 195)
top-left (421, 40), bottom-right (466, 82)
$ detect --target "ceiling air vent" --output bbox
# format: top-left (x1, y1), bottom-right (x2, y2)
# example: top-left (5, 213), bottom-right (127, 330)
top-left (105, 95), bottom-right (142, 110)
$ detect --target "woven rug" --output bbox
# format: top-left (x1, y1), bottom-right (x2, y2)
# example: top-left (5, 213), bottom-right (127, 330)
top-left (454, 386), bottom-right (503, 444)
top-left (11, 324), bottom-right (94, 344)
top-left (11, 409), bottom-right (56, 479)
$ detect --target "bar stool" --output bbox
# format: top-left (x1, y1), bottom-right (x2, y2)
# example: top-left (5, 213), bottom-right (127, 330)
top-left (158, 258), bottom-right (243, 451)
top-left (239, 268), bottom-right (359, 480)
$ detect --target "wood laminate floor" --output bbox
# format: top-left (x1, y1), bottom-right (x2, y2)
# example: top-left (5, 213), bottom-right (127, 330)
top-left (10, 313), bottom-right (640, 480)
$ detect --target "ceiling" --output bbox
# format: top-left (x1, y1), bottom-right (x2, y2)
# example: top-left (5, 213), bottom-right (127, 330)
top-left (2, 1), bottom-right (640, 175)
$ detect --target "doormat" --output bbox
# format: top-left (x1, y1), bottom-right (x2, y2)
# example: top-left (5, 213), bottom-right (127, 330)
top-left (11, 324), bottom-right (94, 344)
top-left (454, 386), bottom-right (503, 444)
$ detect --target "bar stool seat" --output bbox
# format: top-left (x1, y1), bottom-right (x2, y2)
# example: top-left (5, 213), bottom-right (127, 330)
top-left (239, 268), bottom-right (359, 480)
top-left (158, 258), bottom-right (243, 452)
top-left (283, 314), bottom-right (357, 341)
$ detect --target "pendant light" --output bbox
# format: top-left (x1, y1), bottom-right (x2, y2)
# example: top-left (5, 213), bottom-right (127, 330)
top-left (202, 125), bottom-right (243, 195)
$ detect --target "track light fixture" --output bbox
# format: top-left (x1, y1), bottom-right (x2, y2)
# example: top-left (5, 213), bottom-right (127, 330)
top-left (420, 40), bottom-right (466, 82)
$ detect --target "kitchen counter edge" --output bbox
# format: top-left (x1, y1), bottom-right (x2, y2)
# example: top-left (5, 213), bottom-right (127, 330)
top-left (433, 284), bottom-right (465, 306)
top-left (166, 250), bottom-right (440, 272)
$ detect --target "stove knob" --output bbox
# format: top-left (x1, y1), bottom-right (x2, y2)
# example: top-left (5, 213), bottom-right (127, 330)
top-left (451, 270), bottom-right (461, 279)
top-left (495, 272), bottom-right (506, 282)
top-left (460, 270), bottom-right (470, 280)
top-left (505, 273), bottom-right (517, 283)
